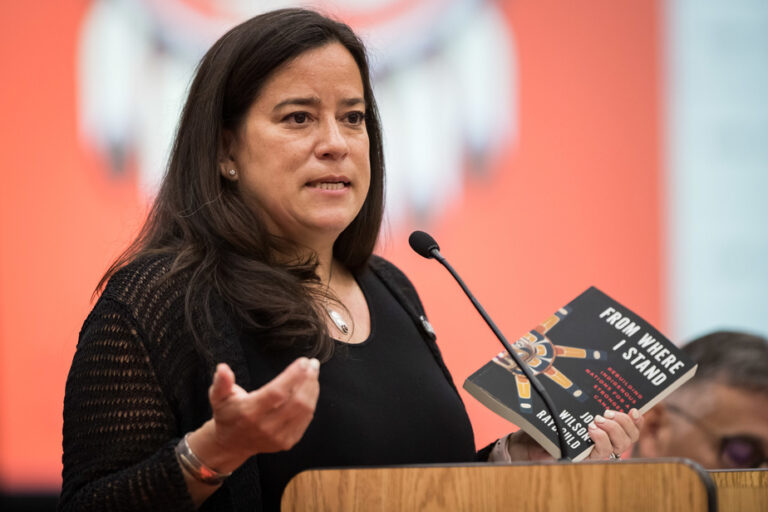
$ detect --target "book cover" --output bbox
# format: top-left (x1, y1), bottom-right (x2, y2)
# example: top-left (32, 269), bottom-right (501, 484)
top-left (463, 286), bottom-right (697, 461)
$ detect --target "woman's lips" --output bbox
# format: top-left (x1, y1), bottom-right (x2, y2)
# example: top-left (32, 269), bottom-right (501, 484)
top-left (309, 182), bottom-right (347, 190)
top-left (306, 175), bottom-right (350, 190)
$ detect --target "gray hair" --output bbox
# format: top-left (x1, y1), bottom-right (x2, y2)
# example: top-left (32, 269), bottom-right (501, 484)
top-left (681, 330), bottom-right (768, 395)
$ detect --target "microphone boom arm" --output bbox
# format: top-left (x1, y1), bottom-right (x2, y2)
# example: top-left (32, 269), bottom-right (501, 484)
top-left (429, 247), bottom-right (572, 461)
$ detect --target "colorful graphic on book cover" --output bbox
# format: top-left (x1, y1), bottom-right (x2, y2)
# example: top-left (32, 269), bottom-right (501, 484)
top-left (492, 305), bottom-right (608, 413)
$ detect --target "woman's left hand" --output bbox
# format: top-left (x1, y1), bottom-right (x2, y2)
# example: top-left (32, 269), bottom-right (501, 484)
top-left (505, 408), bottom-right (644, 461)
top-left (586, 408), bottom-right (644, 460)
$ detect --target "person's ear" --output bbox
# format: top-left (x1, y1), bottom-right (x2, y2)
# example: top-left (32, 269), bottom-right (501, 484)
top-left (219, 129), bottom-right (239, 181)
top-left (635, 403), bottom-right (669, 459)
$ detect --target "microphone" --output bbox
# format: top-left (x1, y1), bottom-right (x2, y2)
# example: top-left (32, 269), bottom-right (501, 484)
top-left (408, 230), bottom-right (441, 259)
top-left (409, 230), bottom-right (571, 461)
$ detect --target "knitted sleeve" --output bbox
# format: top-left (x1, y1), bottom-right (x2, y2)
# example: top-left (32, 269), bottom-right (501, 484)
top-left (58, 296), bottom-right (195, 512)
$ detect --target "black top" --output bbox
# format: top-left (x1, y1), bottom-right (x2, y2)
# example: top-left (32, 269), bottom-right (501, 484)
top-left (242, 267), bottom-right (477, 510)
top-left (59, 255), bottom-right (488, 512)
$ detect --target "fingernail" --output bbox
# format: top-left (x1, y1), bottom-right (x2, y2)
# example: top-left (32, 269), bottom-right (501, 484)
top-left (589, 422), bottom-right (598, 430)
top-left (595, 415), bottom-right (606, 424)
top-left (604, 410), bottom-right (616, 419)
top-left (298, 357), bottom-right (309, 369)
top-left (630, 409), bottom-right (641, 420)
top-left (309, 358), bottom-right (320, 372)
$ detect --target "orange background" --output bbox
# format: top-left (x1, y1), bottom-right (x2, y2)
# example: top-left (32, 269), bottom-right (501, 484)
top-left (0, 0), bottom-right (661, 489)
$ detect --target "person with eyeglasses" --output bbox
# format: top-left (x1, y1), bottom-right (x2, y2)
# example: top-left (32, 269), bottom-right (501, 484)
top-left (633, 330), bottom-right (768, 469)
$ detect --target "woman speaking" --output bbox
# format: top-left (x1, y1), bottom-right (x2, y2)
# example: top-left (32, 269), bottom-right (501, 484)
top-left (59, 8), bottom-right (642, 512)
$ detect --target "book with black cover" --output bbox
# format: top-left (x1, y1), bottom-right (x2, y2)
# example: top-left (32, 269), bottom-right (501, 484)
top-left (463, 286), bottom-right (697, 461)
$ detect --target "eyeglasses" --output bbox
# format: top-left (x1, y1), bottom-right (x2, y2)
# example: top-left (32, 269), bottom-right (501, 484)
top-left (665, 403), bottom-right (767, 469)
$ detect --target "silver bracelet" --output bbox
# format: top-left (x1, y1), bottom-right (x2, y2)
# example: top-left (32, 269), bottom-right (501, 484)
top-left (175, 433), bottom-right (232, 485)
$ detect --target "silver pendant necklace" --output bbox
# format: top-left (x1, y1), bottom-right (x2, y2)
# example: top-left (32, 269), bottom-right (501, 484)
top-left (325, 263), bottom-right (350, 336)
top-left (326, 307), bottom-right (349, 335)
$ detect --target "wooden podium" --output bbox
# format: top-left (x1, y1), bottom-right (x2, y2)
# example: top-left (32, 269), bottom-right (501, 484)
top-left (281, 459), bottom-right (716, 511)
top-left (710, 469), bottom-right (768, 512)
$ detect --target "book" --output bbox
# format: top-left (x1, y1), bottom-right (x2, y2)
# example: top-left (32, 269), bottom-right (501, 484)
top-left (463, 286), bottom-right (697, 461)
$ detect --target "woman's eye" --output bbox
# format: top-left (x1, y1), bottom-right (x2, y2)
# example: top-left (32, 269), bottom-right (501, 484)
top-left (285, 112), bottom-right (309, 124)
top-left (346, 111), bottom-right (365, 125)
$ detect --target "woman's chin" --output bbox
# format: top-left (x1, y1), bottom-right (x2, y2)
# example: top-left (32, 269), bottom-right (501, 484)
top-left (306, 211), bottom-right (362, 235)
top-left (280, 216), bottom-right (359, 247)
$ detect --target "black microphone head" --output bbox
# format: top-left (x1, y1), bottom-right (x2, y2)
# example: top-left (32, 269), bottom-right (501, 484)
top-left (409, 230), bottom-right (440, 259)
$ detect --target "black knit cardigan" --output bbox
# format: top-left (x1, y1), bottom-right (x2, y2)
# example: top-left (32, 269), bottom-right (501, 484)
top-left (58, 255), bottom-right (490, 511)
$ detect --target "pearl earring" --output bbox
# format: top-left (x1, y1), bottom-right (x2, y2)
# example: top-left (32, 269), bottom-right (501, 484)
top-left (228, 169), bottom-right (237, 177)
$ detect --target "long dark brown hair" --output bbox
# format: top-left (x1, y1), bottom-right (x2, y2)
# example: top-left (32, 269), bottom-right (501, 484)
top-left (98, 9), bottom-right (385, 361)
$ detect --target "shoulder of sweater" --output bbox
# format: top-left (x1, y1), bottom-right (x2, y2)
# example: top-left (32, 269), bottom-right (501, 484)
top-left (368, 254), bottom-right (417, 293)
top-left (98, 253), bottom-right (187, 323)
top-left (367, 254), bottom-right (429, 320)
top-left (368, 254), bottom-right (402, 280)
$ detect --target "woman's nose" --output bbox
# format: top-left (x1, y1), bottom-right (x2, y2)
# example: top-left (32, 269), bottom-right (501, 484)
top-left (315, 118), bottom-right (349, 159)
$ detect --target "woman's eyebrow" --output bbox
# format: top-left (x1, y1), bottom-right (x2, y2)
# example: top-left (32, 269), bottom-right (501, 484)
top-left (340, 97), bottom-right (365, 107)
top-left (273, 96), bottom-right (321, 111)
top-left (272, 96), bottom-right (365, 111)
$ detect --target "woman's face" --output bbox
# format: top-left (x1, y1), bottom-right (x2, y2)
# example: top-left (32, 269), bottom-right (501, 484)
top-left (224, 42), bottom-right (371, 248)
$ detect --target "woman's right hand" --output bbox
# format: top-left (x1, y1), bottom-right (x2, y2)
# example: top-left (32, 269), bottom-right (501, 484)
top-left (187, 357), bottom-right (320, 479)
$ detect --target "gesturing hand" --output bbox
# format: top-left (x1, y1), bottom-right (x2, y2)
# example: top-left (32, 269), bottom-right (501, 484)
top-left (210, 358), bottom-right (320, 456)
top-left (188, 357), bottom-right (320, 474)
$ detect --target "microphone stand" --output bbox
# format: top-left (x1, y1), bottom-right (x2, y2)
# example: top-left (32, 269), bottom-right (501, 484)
top-left (427, 247), bottom-right (571, 461)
